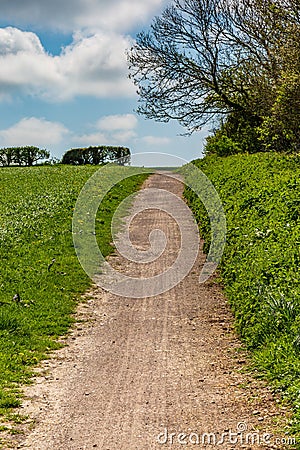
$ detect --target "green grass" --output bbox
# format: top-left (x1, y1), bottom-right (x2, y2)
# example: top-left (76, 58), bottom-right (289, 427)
top-left (182, 153), bottom-right (300, 439)
top-left (0, 165), bottom-right (148, 418)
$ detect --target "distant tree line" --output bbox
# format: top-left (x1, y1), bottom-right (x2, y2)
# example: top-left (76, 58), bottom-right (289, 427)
top-left (0, 146), bottom-right (50, 167)
top-left (0, 145), bottom-right (131, 167)
top-left (61, 146), bottom-right (131, 166)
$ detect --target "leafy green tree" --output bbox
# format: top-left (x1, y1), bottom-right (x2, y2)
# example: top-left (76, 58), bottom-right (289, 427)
top-left (0, 148), bottom-right (14, 167)
top-left (258, 73), bottom-right (300, 153)
top-left (20, 147), bottom-right (50, 166)
top-left (61, 146), bottom-right (131, 166)
top-left (204, 111), bottom-right (263, 156)
top-left (0, 147), bottom-right (50, 167)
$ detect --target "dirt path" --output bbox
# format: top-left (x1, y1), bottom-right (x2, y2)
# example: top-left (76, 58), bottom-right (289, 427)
top-left (11, 173), bottom-right (290, 449)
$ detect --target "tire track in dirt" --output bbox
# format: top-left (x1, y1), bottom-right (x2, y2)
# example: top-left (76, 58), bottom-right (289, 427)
top-left (10, 172), bottom-right (291, 450)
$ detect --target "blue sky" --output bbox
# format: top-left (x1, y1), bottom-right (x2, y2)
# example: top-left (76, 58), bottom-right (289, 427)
top-left (0, 0), bottom-right (209, 165)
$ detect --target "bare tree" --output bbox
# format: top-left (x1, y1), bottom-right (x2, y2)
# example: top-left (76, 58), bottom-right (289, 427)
top-left (128, 0), bottom-right (298, 133)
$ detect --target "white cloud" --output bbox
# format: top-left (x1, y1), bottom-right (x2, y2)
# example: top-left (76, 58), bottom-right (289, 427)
top-left (0, 0), bottom-right (169, 33)
top-left (0, 117), bottom-right (69, 148)
top-left (73, 132), bottom-right (109, 147)
top-left (0, 27), bottom-right (135, 101)
top-left (139, 136), bottom-right (171, 146)
top-left (55, 31), bottom-right (136, 99)
top-left (0, 28), bottom-right (62, 97)
top-left (0, 0), bottom-right (170, 102)
top-left (74, 113), bottom-right (138, 147)
top-left (113, 130), bottom-right (137, 142)
top-left (97, 114), bottom-right (138, 131)
top-left (0, 27), bottom-right (44, 55)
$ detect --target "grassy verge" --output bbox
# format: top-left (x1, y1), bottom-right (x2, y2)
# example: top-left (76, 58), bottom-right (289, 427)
top-left (182, 153), bottom-right (300, 437)
top-left (0, 165), bottom-right (148, 420)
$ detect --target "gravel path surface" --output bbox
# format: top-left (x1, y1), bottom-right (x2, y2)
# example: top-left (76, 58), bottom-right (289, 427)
top-left (11, 173), bottom-right (290, 450)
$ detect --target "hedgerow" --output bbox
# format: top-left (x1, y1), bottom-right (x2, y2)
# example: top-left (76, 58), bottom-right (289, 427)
top-left (182, 152), bottom-right (300, 435)
top-left (61, 146), bottom-right (130, 165)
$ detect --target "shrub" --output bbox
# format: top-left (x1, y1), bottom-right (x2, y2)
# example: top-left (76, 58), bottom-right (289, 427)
top-left (204, 112), bottom-right (263, 156)
top-left (204, 134), bottom-right (242, 156)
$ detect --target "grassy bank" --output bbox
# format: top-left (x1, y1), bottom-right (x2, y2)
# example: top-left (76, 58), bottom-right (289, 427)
top-left (0, 165), bottom-right (148, 421)
top-left (182, 153), bottom-right (300, 435)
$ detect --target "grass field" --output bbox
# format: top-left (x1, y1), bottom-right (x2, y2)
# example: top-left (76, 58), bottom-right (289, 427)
top-left (0, 165), bottom-right (148, 422)
top-left (182, 152), bottom-right (300, 436)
